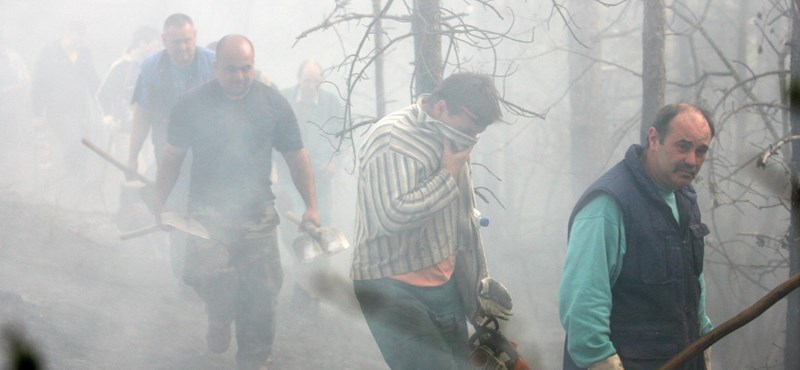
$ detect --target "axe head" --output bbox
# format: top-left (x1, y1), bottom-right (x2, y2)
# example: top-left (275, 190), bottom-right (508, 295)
top-left (292, 233), bottom-right (326, 263)
top-left (315, 227), bottom-right (350, 255)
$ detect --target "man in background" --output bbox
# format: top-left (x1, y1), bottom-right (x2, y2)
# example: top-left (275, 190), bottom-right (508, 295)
top-left (96, 26), bottom-right (160, 229)
top-left (31, 21), bottom-right (100, 189)
top-left (280, 59), bottom-right (342, 312)
top-left (128, 13), bottom-right (215, 278)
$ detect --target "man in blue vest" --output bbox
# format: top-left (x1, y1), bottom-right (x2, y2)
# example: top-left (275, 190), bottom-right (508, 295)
top-left (127, 13), bottom-right (215, 279)
top-left (560, 103), bottom-right (715, 370)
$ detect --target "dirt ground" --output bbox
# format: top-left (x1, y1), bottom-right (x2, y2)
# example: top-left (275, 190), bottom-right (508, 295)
top-left (0, 192), bottom-right (388, 370)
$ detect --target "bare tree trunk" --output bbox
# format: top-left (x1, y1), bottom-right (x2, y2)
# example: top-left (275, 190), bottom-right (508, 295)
top-left (372, 0), bottom-right (387, 117)
top-left (641, 0), bottom-right (665, 144)
top-left (787, 3), bottom-right (800, 369)
top-left (412, 0), bottom-right (442, 95)
top-left (568, 0), bottom-right (605, 197)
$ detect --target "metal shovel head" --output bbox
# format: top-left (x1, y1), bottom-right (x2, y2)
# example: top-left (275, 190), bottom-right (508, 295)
top-left (160, 212), bottom-right (211, 240)
top-left (316, 227), bottom-right (350, 255)
top-left (293, 233), bottom-right (325, 263)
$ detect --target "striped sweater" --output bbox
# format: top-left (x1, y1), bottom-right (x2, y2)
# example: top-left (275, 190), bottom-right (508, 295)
top-left (351, 97), bottom-right (487, 288)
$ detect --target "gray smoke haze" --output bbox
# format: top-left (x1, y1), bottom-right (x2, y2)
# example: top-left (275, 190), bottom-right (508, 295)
top-left (0, 1), bottom-right (794, 369)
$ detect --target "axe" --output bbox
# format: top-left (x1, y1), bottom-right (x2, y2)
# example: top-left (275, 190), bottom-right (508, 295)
top-left (285, 211), bottom-right (350, 263)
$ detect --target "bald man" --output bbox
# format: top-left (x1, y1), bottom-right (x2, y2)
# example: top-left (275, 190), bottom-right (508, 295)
top-left (155, 34), bottom-right (319, 370)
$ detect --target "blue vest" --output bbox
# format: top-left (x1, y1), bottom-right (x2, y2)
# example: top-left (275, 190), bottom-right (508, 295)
top-left (564, 145), bottom-right (708, 370)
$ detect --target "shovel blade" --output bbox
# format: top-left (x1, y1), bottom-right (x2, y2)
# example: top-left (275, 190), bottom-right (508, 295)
top-left (160, 212), bottom-right (211, 240)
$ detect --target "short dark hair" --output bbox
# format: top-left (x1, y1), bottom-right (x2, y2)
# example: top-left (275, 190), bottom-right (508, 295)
top-left (428, 72), bottom-right (502, 127)
top-left (648, 103), bottom-right (715, 146)
top-left (128, 26), bottom-right (159, 52)
top-left (163, 13), bottom-right (193, 31)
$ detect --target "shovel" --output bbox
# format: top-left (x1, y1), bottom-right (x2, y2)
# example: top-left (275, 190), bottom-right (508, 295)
top-left (119, 211), bottom-right (212, 241)
top-left (285, 211), bottom-right (350, 263)
top-left (81, 138), bottom-right (153, 184)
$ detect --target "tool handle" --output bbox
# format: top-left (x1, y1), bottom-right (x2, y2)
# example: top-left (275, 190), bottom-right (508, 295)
top-left (285, 211), bottom-right (320, 233)
top-left (119, 224), bottom-right (163, 240)
top-left (81, 138), bottom-right (154, 184)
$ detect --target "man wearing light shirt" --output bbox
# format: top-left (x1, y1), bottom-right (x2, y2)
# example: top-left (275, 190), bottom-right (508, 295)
top-left (351, 73), bottom-right (513, 370)
top-left (560, 103), bottom-right (715, 370)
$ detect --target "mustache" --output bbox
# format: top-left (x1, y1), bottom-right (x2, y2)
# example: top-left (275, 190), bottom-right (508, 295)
top-left (674, 163), bottom-right (697, 175)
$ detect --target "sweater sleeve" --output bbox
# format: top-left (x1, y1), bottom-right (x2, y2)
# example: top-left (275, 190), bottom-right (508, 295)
top-left (559, 194), bottom-right (626, 368)
top-left (698, 273), bottom-right (714, 334)
top-left (362, 149), bottom-right (459, 235)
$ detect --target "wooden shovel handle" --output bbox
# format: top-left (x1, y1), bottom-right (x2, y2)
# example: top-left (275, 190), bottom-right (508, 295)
top-left (119, 224), bottom-right (162, 240)
top-left (81, 138), bottom-right (154, 184)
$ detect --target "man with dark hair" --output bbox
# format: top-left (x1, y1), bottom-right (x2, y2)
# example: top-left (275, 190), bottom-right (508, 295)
top-left (559, 103), bottom-right (715, 370)
top-left (155, 34), bottom-right (319, 370)
top-left (96, 25), bottom-right (161, 229)
top-left (128, 13), bottom-right (215, 171)
top-left (128, 13), bottom-right (215, 278)
top-left (31, 21), bottom-right (100, 180)
top-left (97, 26), bottom-right (160, 127)
top-left (351, 72), bottom-right (512, 369)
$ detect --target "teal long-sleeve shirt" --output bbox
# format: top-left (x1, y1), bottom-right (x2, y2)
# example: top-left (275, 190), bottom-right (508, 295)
top-left (559, 193), bottom-right (713, 368)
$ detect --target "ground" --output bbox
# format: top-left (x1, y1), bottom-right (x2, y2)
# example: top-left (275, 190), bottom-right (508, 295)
top-left (0, 192), bottom-right (388, 370)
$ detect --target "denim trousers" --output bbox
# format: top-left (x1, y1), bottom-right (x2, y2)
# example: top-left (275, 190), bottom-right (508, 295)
top-left (354, 277), bottom-right (469, 370)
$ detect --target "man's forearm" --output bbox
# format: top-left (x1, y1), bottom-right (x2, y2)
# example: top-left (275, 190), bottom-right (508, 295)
top-left (283, 149), bottom-right (318, 211)
top-left (363, 152), bottom-right (459, 234)
top-left (129, 106), bottom-right (152, 165)
top-left (154, 144), bottom-right (187, 211)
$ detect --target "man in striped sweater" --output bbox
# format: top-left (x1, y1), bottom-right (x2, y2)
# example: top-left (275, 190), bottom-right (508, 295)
top-left (351, 73), bottom-right (512, 369)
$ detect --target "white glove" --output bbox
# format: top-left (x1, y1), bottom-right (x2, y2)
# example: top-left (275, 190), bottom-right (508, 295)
top-left (704, 347), bottom-right (712, 370)
top-left (589, 354), bottom-right (624, 370)
top-left (478, 277), bottom-right (513, 320)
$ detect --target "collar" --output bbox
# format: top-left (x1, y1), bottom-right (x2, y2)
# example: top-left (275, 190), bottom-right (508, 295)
top-left (294, 87), bottom-right (319, 105)
top-left (415, 94), bottom-right (478, 151)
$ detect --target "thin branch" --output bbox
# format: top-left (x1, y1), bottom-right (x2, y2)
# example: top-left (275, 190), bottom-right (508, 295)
top-left (661, 273), bottom-right (800, 370)
top-left (758, 135), bottom-right (800, 168)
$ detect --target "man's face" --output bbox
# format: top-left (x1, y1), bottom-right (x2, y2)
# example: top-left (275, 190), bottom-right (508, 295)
top-left (142, 39), bottom-right (161, 58)
top-left (441, 103), bottom-right (487, 138)
top-left (214, 42), bottom-right (255, 100)
top-left (298, 64), bottom-right (323, 101)
top-left (644, 110), bottom-right (712, 191)
top-left (162, 23), bottom-right (196, 67)
top-left (61, 29), bottom-right (84, 52)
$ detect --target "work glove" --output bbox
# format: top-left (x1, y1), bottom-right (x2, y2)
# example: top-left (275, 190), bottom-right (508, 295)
top-left (589, 354), bottom-right (624, 370)
top-left (478, 277), bottom-right (513, 320)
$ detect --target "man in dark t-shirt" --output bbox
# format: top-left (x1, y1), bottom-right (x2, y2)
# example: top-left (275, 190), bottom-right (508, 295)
top-left (155, 34), bottom-right (319, 370)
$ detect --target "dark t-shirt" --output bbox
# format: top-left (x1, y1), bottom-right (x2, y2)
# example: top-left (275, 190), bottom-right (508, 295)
top-left (168, 80), bottom-right (302, 220)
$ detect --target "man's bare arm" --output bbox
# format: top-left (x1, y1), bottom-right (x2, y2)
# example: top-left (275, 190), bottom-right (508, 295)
top-left (281, 148), bottom-right (320, 226)
top-left (154, 143), bottom-right (188, 222)
top-left (128, 105), bottom-right (154, 180)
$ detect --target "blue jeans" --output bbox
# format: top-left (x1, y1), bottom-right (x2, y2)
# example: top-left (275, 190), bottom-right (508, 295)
top-left (354, 277), bottom-right (469, 370)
